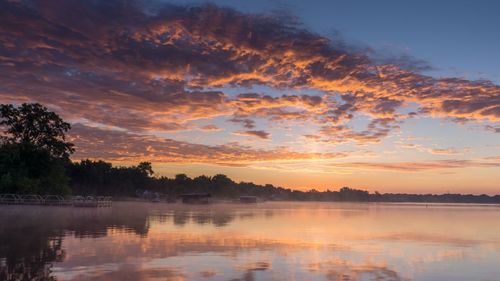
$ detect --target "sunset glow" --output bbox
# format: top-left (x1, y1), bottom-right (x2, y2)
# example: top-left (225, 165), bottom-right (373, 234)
top-left (1, 0), bottom-right (498, 193)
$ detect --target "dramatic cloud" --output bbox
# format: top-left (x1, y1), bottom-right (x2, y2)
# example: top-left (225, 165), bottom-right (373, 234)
top-left (304, 117), bottom-right (397, 144)
top-left (69, 124), bottom-right (344, 166)
top-left (0, 0), bottom-right (498, 166)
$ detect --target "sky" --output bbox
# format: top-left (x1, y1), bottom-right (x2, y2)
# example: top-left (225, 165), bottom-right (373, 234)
top-left (0, 0), bottom-right (499, 194)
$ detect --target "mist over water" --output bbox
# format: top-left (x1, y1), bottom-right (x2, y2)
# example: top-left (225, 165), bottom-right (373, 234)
top-left (1, 202), bottom-right (500, 281)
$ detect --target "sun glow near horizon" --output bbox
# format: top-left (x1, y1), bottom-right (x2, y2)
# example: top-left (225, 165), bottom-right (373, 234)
top-left (0, 0), bottom-right (499, 194)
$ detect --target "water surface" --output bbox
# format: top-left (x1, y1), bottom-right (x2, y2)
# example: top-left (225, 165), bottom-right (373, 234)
top-left (1, 202), bottom-right (500, 281)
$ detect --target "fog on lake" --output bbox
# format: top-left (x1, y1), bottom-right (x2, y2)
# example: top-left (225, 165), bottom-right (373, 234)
top-left (1, 202), bottom-right (500, 281)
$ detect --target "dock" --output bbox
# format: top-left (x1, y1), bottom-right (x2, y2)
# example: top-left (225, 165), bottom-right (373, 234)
top-left (0, 194), bottom-right (112, 207)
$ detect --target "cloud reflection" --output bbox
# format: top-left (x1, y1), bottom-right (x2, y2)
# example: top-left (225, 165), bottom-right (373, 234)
top-left (2, 202), bottom-right (500, 280)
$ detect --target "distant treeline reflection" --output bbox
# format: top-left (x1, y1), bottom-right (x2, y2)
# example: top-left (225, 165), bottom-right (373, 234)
top-left (0, 203), bottom-right (258, 280)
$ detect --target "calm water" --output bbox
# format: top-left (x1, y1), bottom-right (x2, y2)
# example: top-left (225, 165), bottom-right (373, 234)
top-left (1, 202), bottom-right (500, 281)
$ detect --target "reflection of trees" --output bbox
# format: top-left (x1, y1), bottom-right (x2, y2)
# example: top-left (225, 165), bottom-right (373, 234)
top-left (172, 211), bottom-right (190, 226)
top-left (192, 213), bottom-right (212, 225)
top-left (0, 203), bottom-right (254, 280)
top-left (0, 204), bottom-right (151, 280)
top-left (0, 232), bottom-right (63, 281)
top-left (170, 211), bottom-right (236, 227)
top-left (0, 203), bottom-right (277, 280)
top-left (212, 213), bottom-right (235, 227)
top-left (0, 209), bottom-right (63, 281)
top-left (184, 211), bottom-right (235, 227)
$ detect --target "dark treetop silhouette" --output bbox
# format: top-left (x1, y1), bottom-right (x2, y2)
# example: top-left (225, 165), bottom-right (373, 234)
top-left (1, 103), bottom-right (499, 203)
top-left (0, 103), bottom-right (74, 159)
top-left (0, 103), bottom-right (74, 195)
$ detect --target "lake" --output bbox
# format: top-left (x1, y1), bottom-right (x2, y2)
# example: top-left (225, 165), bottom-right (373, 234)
top-left (1, 202), bottom-right (500, 281)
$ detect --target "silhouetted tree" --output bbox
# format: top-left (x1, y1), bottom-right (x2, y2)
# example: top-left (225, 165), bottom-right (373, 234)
top-left (0, 103), bottom-right (72, 194)
top-left (137, 162), bottom-right (154, 176)
top-left (0, 103), bottom-right (74, 159)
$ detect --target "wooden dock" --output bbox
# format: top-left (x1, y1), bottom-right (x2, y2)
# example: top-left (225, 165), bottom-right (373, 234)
top-left (0, 194), bottom-right (112, 207)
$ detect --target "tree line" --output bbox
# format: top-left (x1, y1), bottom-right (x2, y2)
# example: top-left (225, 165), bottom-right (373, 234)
top-left (1, 103), bottom-right (499, 203)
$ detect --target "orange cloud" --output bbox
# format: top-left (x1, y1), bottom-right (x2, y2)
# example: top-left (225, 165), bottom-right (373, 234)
top-left (198, 124), bottom-right (224, 132)
top-left (233, 130), bottom-right (270, 140)
top-left (0, 0), bottom-right (498, 164)
top-left (69, 124), bottom-right (345, 166)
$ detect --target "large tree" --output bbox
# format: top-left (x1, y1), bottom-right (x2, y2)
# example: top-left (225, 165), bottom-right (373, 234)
top-left (0, 103), bottom-right (74, 159)
top-left (0, 103), bottom-right (73, 194)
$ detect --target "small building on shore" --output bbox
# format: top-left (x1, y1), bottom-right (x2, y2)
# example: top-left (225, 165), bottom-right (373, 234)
top-left (179, 193), bottom-right (212, 204)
